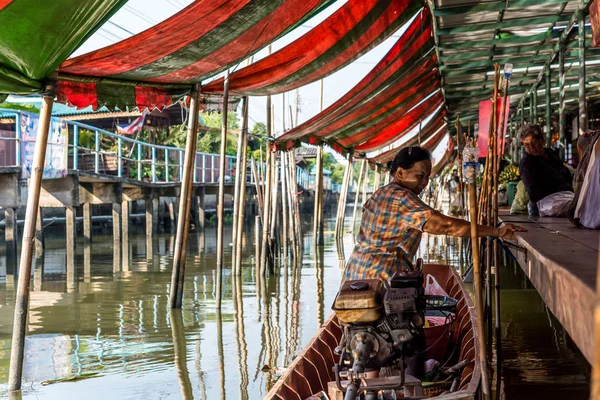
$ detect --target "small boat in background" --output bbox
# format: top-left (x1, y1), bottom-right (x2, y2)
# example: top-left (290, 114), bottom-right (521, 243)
top-left (265, 264), bottom-right (480, 400)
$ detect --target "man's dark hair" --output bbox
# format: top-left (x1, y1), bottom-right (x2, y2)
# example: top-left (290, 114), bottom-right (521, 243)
top-left (388, 146), bottom-right (431, 173)
top-left (518, 124), bottom-right (545, 142)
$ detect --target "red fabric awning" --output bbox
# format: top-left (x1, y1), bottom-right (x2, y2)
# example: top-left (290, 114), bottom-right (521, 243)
top-left (370, 112), bottom-right (446, 165)
top-left (274, 10), bottom-right (437, 153)
top-left (202, 0), bottom-right (424, 95)
top-left (352, 91), bottom-right (444, 152)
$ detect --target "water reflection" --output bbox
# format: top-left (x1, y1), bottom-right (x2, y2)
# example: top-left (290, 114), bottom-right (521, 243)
top-left (0, 216), bottom-right (591, 399)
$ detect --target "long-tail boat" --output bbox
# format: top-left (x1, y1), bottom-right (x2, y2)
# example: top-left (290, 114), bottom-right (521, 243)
top-left (265, 263), bottom-right (480, 399)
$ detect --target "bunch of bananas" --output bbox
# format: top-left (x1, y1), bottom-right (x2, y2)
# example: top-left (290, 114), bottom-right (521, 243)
top-left (499, 164), bottom-right (520, 182)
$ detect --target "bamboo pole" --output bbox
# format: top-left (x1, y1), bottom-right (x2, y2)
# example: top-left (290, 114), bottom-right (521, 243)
top-left (314, 145), bottom-right (324, 247)
top-left (335, 155), bottom-right (353, 239)
top-left (234, 107), bottom-right (249, 275)
top-left (281, 153), bottom-right (289, 263)
top-left (494, 71), bottom-right (510, 400)
top-left (215, 70), bottom-right (230, 310)
top-left (170, 84), bottom-right (201, 309)
top-left (8, 83), bottom-right (55, 392)
top-left (287, 151), bottom-right (302, 256)
top-left (559, 44), bottom-right (566, 160)
top-left (373, 166), bottom-right (381, 191)
top-left (351, 159), bottom-right (367, 237)
top-left (467, 176), bottom-right (491, 399)
top-left (251, 160), bottom-right (264, 220)
top-left (578, 9), bottom-right (588, 135)
top-left (232, 97), bottom-right (248, 269)
top-left (260, 80), bottom-right (273, 277)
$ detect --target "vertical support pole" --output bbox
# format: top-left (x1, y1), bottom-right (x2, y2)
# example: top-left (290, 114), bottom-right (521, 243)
top-left (112, 202), bottom-right (122, 273)
top-left (232, 97), bottom-right (248, 270)
top-left (467, 179), bottom-right (490, 399)
top-left (121, 199), bottom-right (130, 271)
top-left (146, 197), bottom-right (156, 259)
top-left (35, 207), bottom-right (44, 258)
top-left (170, 84), bottom-right (202, 309)
top-left (152, 147), bottom-right (157, 183)
top-left (8, 86), bottom-right (54, 392)
top-left (528, 92), bottom-right (533, 123)
top-left (559, 43), bottom-right (566, 160)
top-left (65, 206), bottom-right (76, 288)
top-left (137, 143), bottom-right (142, 181)
top-left (165, 149), bottom-right (170, 183)
top-left (351, 159), bottom-right (367, 236)
top-left (216, 72), bottom-right (230, 309)
top-left (5, 208), bottom-right (18, 265)
top-left (579, 10), bottom-right (588, 136)
top-left (545, 64), bottom-right (552, 147)
top-left (261, 77), bottom-right (273, 277)
top-left (83, 203), bottom-right (92, 244)
top-left (15, 113), bottom-right (21, 166)
top-left (520, 101), bottom-right (525, 126)
top-left (235, 98), bottom-right (250, 275)
top-left (73, 125), bottom-right (79, 170)
top-left (532, 87), bottom-right (538, 124)
top-left (280, 151), bottom-right (289, 262)
top-left (314, 145), bottom-right (324, 247)
top-left (117, 137), bottom-right (123, 178)
top-left (335, 153), bottom-right (353, 239)
top-left (94, 130), bottom-right (100, 174)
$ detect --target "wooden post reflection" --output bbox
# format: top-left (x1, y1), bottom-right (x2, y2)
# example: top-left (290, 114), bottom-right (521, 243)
top-left (233, 276), bottom-right (249, 400)
top-left (170, 309), bottom-right (193, 399)
top-left (216, 309), bottom-right (226, 400)
top-left (315, 246), bottom-right (325, 327)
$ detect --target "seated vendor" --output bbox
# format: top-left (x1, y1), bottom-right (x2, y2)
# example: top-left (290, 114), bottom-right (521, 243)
top-left (343, 146), bottom-right (525, 283)
top-left (518, 124), bottom-right (573, 217)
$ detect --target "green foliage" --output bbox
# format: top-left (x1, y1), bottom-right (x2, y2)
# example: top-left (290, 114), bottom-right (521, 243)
top-left (0, 102), bottom-right (40, 113)
top-left (323, 152), bottom-right (337, 169)
top-left (196, 111), bottom-right (240, 155)
top-left (330, 164), bottom-right (346, 184)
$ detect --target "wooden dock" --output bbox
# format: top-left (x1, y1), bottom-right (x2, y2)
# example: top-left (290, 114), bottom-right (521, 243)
top-left (500, 210), bottom-right (600, 363)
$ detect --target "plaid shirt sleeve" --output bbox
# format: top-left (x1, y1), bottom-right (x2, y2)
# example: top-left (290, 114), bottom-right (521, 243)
top-left (396, 190), bottom-right (435, 232)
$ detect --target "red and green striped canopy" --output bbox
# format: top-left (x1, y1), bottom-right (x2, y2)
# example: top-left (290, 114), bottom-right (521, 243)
top-left (275, 9), bottom-right (442, 155)
top-left (370, 111), bottom-right (447, 165)
top-left (0, 0), bottom-right (126, 99)
top-left (202, 0), bottom-right (423, 96)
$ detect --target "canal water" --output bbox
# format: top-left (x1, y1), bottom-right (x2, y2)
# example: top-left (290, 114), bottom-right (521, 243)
top-left (0, 213), bottom-right (590, 399)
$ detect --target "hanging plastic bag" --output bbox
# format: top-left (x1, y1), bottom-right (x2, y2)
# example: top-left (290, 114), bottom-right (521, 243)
top-left (425, 275), bottom-right (449, 297)
top-left (537, 191), bottom-right (575, 217)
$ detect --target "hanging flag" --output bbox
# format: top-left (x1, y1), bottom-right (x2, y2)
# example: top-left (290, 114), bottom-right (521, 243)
top-left (477, 97), bottom-right (509, 158)
top-left (117, 112), bottom-right (147, 135)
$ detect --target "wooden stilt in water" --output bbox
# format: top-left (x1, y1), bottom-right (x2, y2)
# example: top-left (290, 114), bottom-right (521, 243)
top-left (313, 145), bottom-right (324, 247)
top-left (5, 208), bottom-right (18, 266)
top-left (121, 200), bottom-right (130, 270)
top-left (335, 154), bottom-right (353, 239)
top-left (170, 84), bottom-right (201, 309)
top-left (216, 74), bottom-right (230, 309)
top-left (8, 85), bottom-right (55, 392)
top-left (351, 159), bottom-right (367, 236)
top-left (234, 101), bottom-right (250, 275)
top-left (232, 96), bottom-right (249, 269)
top-left (260, 148), bottom-right (272, 277)
top-left (280, 152), bottom-right (289, 263)
top-left (146, 197), bottom-right (156, 259)
top-left (83, 203), bottom-right (92, 244)
top-left (112, 202), bottom-right (122, 273)
top-left (467, 177), bottom-right (491, 399)
top-left (65, 206), bottom-right (77, 283)
top-left (35, 207), bottom-right (44, 258)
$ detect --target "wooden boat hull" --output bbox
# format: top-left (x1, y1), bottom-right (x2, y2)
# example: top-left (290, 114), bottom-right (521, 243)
top-left (265, 264), bottom-right (481, 400)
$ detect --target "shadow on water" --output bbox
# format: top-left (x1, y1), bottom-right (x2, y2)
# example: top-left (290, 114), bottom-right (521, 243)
top-left (0, 217), bottom-right (591, 399)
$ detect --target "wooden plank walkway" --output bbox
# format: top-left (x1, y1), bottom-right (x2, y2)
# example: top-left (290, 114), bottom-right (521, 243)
top-left (500, 209), bottom-right (599, 364)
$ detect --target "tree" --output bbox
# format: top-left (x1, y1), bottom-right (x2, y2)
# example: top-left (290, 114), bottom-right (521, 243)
top-left (196, 111), bottom-right (240, 155)
top-left (330, 164), bottom-right (346, 184)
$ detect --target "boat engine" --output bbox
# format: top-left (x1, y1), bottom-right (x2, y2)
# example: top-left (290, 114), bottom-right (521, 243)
top-left (332, 267), bottom-right (426, 399)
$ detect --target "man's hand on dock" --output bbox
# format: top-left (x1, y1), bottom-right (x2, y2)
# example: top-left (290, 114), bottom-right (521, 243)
top-left (498, 223), bottom-right (527, 240)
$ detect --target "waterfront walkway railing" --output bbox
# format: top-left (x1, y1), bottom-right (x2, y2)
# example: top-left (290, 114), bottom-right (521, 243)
top-left (0, 110), bottom-right (320, 189)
